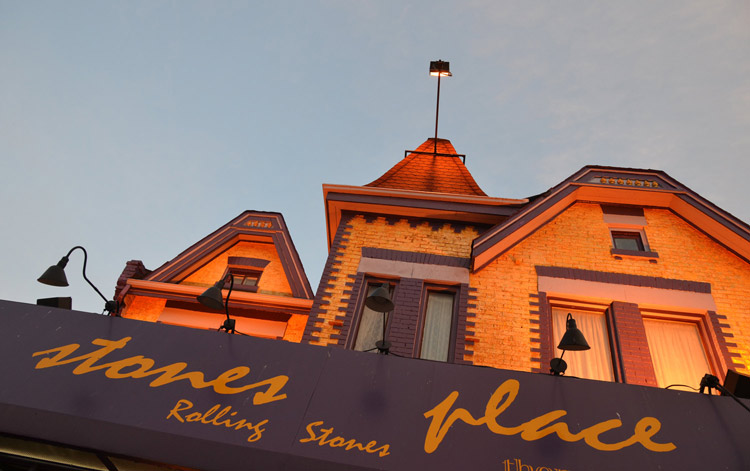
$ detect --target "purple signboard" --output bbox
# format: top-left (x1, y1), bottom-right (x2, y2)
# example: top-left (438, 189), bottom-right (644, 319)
top-left (0, 300), bottom-right (747, 470)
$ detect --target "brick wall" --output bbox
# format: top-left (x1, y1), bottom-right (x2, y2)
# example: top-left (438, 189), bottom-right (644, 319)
top-left (304, 214), bottom-right (480, 346)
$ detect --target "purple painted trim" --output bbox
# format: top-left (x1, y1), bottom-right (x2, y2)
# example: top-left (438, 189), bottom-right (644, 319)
top-left (227, 257), bottom-right (270, 269)
top-left (707, 310), bottom-right (741, 370)
top-left (473, 186), bottom-right (578, 266)
top-left (532, 292), bottom-right (553, 374)
top-left (452, 283), bottom-right (473, 365)
top-left (535, 266), bottom-right (711, 293)
top-left (601, 205), bottom-right (645, 217)
top-left (326, 192), bottom-right (520, 217)
top-left (361, 247), bottom-right (471, 268)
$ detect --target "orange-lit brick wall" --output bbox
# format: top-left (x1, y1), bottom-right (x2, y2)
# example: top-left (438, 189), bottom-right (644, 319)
top-left (120, 295), bottom-right (166, 322)
top-left (180, 241), bottom-right (292, 296)
top-left (308, 215), bottom-right (480, 346)
top-left (469, 203), bottom-right (750, 374)
top-left (283, 313), bottom-right (308, 342)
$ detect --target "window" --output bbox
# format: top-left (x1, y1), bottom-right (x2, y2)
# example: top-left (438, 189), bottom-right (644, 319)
top-left (643, 318), bottom-right (712, 391)
top-left (353, 282), bottom-right (393, 352)
top-left (224, 269), bottom-right (261, 292)
top-left (419, 290), bottom-right (456, 362)
top-left (551, 308), bottom-right (615, 381)
top-left (611, 231), bottom-right (645, 251)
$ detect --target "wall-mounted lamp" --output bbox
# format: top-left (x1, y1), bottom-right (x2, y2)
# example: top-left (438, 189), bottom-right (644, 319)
top-left (197, 275), bottom-right (237, 333)
top-left (550, 313), bottom-right (590, 375)
top-left (38, 246), bottom-right (120, 316)
top-left (699, 373), bottom-right (750, 415)
top-left (429, 60), bottom-right (451, 155)
top-left (365, 283), bottom-right (395, 355)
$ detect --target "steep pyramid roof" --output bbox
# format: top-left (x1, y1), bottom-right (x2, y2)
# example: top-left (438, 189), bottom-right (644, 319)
top-left (365, 138), bottom-right (487, 196)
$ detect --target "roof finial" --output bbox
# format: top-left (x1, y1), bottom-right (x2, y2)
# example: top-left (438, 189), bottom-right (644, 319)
top-left (429, 60), bottom-right (452, 155)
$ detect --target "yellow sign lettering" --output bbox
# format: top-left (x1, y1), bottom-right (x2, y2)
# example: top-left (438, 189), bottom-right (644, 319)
top-left (423, 379), bottom-right (675, 454)
top-left (33, 337), bottom-right (288, 405)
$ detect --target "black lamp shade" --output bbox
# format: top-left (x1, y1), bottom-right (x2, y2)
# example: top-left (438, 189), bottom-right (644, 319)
top-left (38, 257), bottom-right (70, 287)
top-left (365, 283), bottom-right (394, 313)
top-left (557, 315), bottom-right (591, 351)
top-left (197, 282), bottom-right (225, 311)
top-left (429, 60), bottom-right (452, 77)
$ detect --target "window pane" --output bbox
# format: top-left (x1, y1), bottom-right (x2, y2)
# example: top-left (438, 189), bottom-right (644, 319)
top-left (643, 319), bottom-right (711, 390)
top-left (420, 292), bottom-right (455, 362)
top-left (552, 309), bottom-right (614, 381)
top-left (354, 285), bottom-right (390, 352)
top-left (612, 231), bottom-right (644, 251)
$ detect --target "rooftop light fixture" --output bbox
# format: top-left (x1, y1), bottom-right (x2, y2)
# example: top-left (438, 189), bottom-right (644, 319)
top-left (429, 60), bottom-right (451, 154)
top-left (364, 283), bottom-right (396, 355)
top-left (197, 275), bottom-right (237, 334)
top-left (38, 246), bottom-right (120, 315)
top-left (550, 313), bottom-right (591, 375)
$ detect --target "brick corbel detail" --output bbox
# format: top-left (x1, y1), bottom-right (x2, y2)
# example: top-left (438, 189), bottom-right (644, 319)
top-left (531, 292), bottom-right (552, 374)
top-left (302, 215), bottom-right (353, 344)
top-left (609, 301), bottom-right (658, 386)
top-left (453, 283), bottom-right (473, 365)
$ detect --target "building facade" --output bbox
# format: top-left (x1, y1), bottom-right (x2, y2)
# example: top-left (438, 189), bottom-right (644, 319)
top-left (304, 137), bottom-right (749, 389)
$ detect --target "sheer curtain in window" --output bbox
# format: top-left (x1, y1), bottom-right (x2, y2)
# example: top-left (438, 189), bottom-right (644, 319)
top-left (354, 284), bottom-right (390, 352)
top-left (420, 292), bottom-right (455, 362)
top-left (643, 319), bottom-right (711, 390)
top-left (552, 308), bottom-right (614, 381)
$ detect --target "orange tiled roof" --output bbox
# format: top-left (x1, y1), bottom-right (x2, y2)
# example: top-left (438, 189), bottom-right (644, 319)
top-left (365, 138), bottom-right (487, 196)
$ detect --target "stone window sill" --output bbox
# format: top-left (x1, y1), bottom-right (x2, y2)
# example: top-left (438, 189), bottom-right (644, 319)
top-left (611, 248), bottom-right (659, 263)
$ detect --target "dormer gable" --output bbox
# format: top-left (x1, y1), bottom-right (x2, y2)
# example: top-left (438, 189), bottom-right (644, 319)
top-left (144, 211), bottom-right (313, 299)
top-left (472, 166), bottom-right (750, 271)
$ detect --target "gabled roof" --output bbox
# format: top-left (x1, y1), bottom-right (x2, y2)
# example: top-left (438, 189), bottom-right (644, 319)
top-left (365, 138), bottom-right (488, 196)
top-left (472, 166), bottom-right (750, 271)
top-left (138, 211), bottom-right (314, 299)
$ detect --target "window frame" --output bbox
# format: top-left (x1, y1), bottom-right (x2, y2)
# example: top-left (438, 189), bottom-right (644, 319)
top-left (415, 285), bottom-right (459, 363)
top-left (611, 230), bottom-right (646, 251)
top-left (639, 309), bottom-right (721, 385)
top-left (222, 267), bottom-right (262, 293)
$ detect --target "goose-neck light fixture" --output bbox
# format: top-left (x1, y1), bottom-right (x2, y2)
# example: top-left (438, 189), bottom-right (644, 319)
top-left (38, 246), bottom-right (119, 316)
top-left (197, 275), bottom-right (237, 333)
top-left (550, 313), bottom-right (590, 375)
top-left (365, 283), bottom-right (395, 355)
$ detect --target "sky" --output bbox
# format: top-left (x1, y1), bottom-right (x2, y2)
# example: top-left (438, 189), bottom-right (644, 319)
top-left (1, 1), bottom-right (749, 314)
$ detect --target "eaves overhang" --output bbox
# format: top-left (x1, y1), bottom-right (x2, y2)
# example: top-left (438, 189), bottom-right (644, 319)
top-left (126, 279), bottom-right (313, 315)
top-left (472, 166), bottom-right (750, 271)
top-left (323, 184), bottom-right (527, 249)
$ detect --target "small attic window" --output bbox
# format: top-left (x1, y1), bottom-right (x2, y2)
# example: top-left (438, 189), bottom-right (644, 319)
top-left (611, 230), bottom-right (645, 251)
top-left (223, 257), bottom-right (270, 292)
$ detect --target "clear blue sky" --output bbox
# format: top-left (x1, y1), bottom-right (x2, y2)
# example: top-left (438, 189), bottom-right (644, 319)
top-left (2, 1), bottom-right (749, 313)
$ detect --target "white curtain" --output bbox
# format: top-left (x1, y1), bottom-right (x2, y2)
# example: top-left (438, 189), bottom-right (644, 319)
top-left (552, 308), bottom-right (614, 381)
top-left (420, 292), bottom-right (455, 361)
top-left (354, 285), bottom-right (389, 352)
top-left (643, 319), bottom-right (711, 390)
